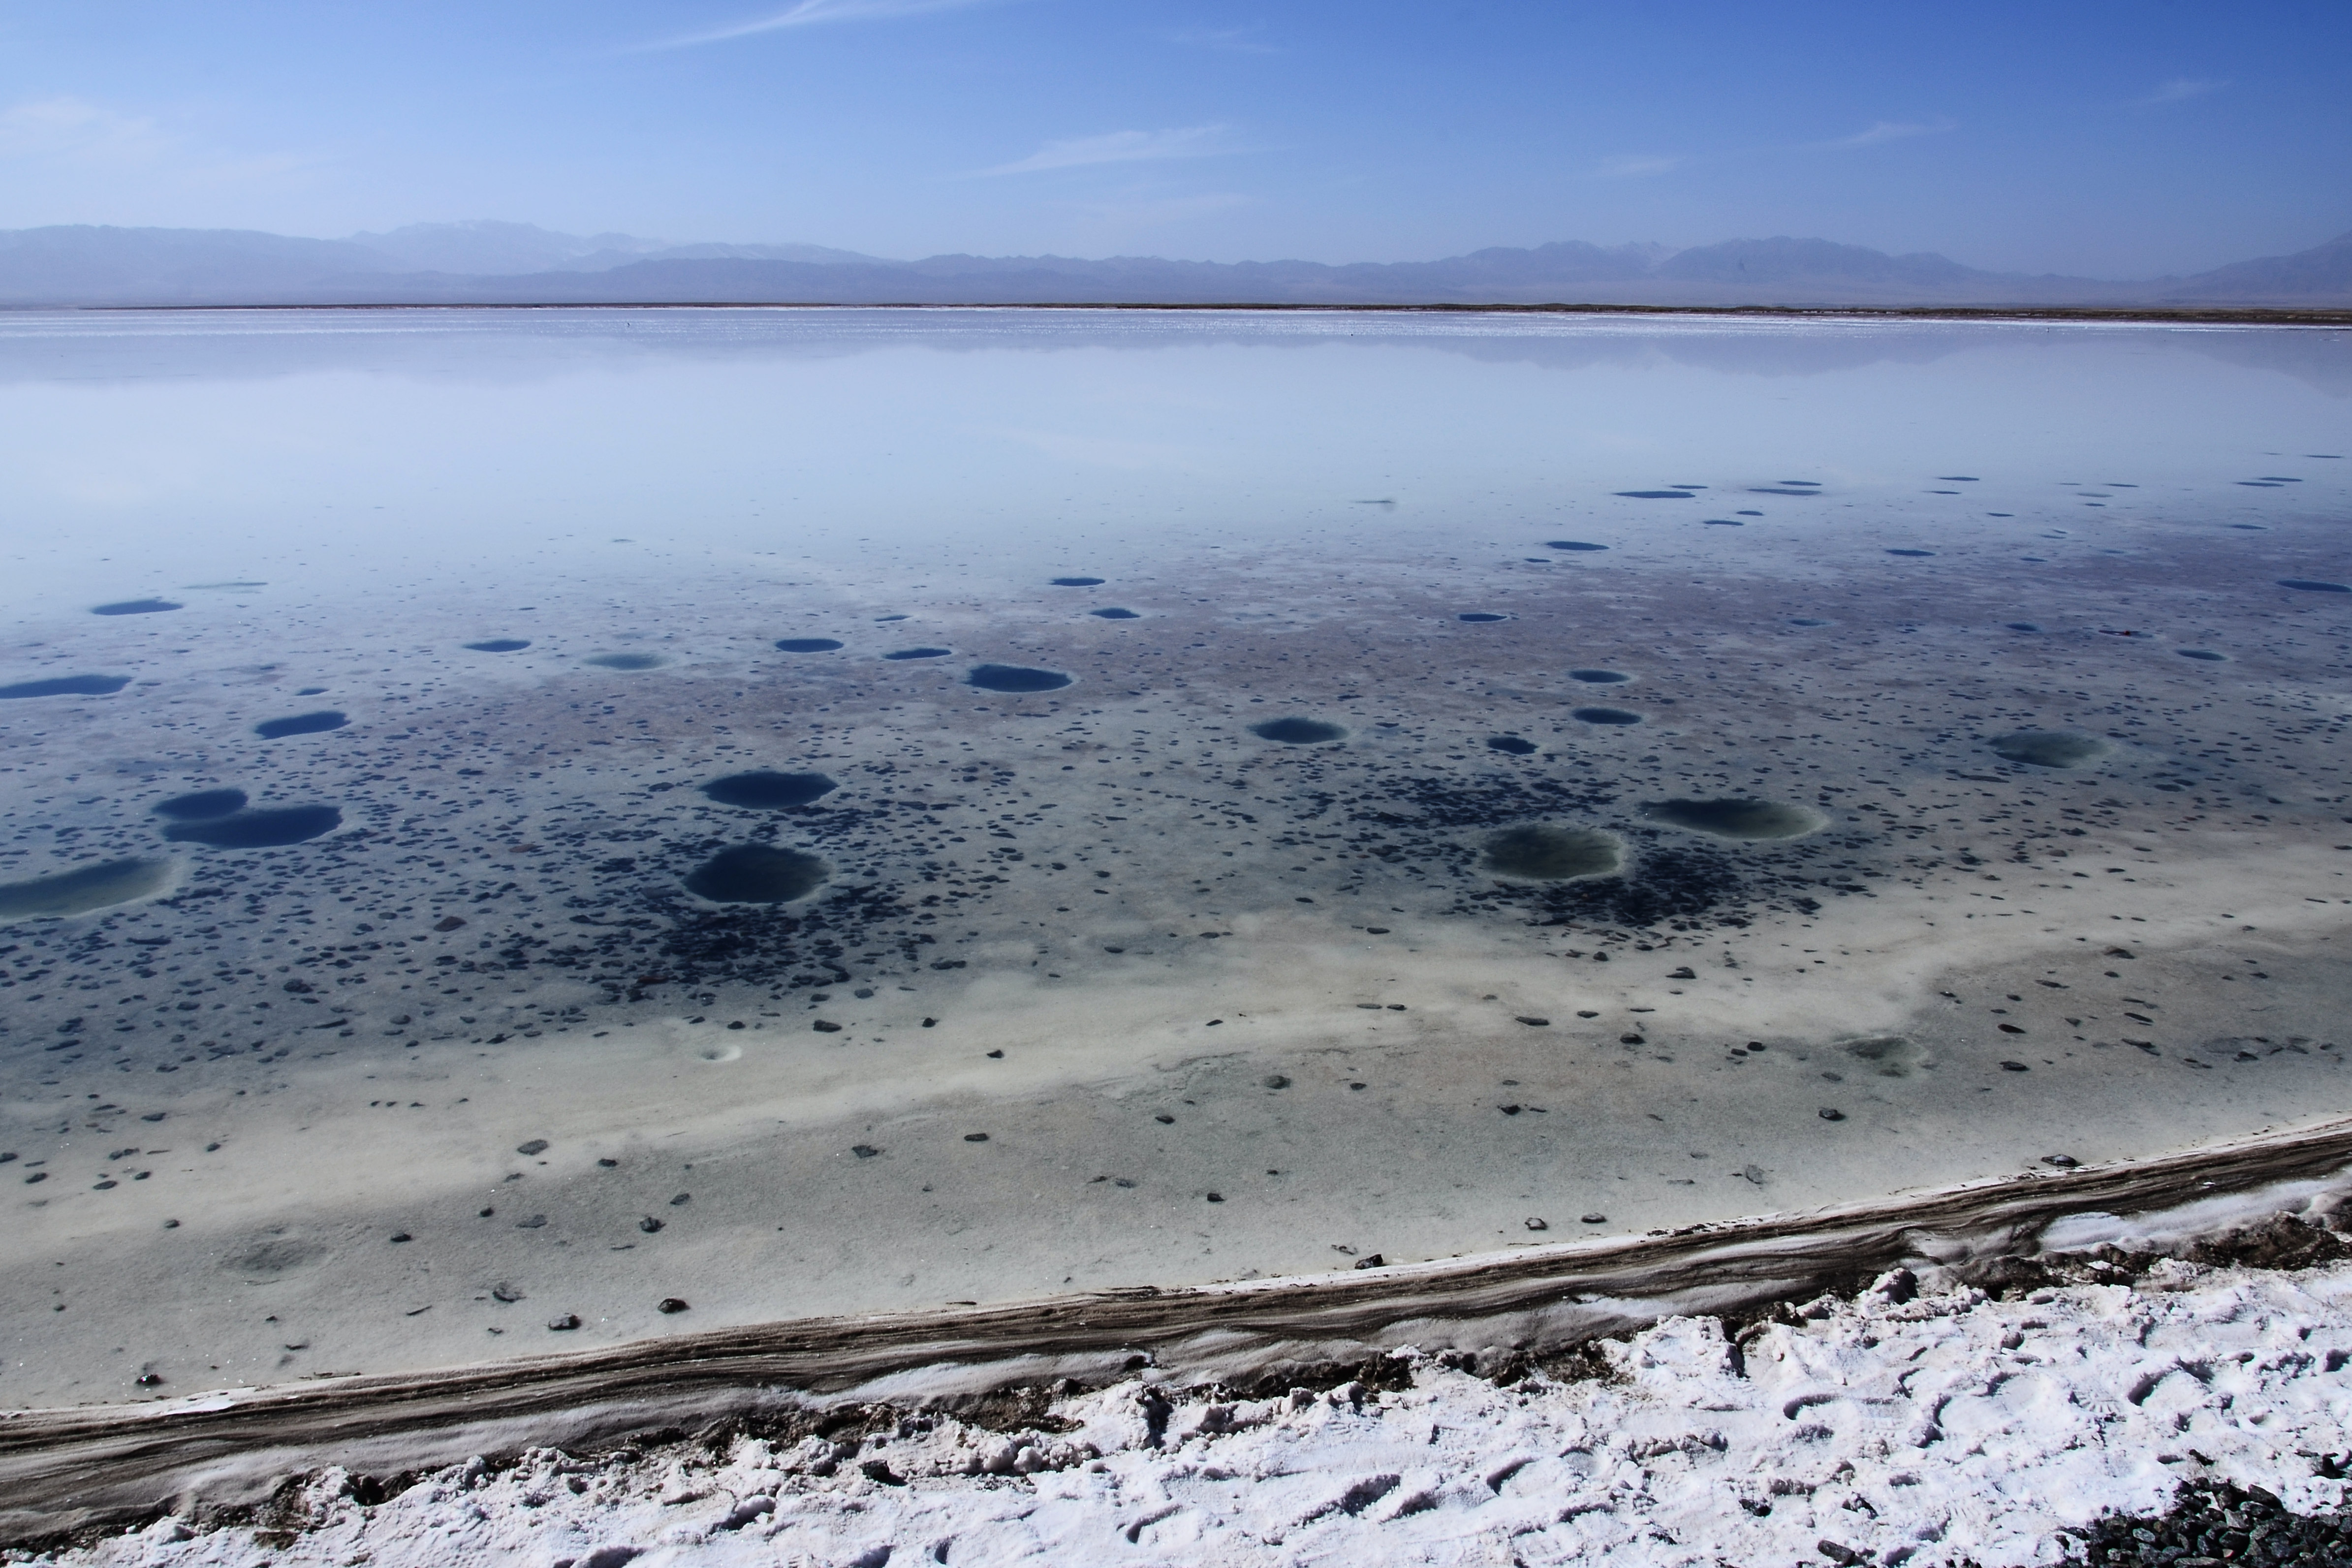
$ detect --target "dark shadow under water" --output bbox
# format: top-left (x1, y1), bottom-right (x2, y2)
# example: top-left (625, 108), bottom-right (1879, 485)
top-left (0, 674), bottom-right (130, 699)
top-left (162, 805), bottom-right (343, 848)
top-left (699, 771), bottom-right (839, 809)
top-left (684, 844), bottom-right (829, 904)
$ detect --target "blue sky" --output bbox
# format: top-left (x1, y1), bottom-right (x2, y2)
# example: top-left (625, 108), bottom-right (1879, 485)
top-left (0, 0), bottom-right (2345, 275)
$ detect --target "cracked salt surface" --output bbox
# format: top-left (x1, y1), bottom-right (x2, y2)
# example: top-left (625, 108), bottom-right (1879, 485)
top-left (27, 1250), bottom-right (2352, 1568)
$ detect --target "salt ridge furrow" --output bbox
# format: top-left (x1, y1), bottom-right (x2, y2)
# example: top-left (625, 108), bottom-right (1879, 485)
top-left (19, 1250), bottom-right (2352, 1568)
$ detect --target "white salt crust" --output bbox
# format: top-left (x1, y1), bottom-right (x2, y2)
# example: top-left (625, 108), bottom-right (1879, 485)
top-left (18, 1256), bottom-right (2351, 1568)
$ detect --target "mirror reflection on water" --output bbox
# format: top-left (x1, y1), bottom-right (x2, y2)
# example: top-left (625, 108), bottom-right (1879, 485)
top-left (1, 307), bottom-right (2347, 1405)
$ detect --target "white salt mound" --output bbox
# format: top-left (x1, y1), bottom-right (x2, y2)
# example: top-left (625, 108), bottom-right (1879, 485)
top-left (30, 1256), bottom-right (2352, 1568)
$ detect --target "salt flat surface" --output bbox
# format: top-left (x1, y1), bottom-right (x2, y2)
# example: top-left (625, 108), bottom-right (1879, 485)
top-left (2, 309), bottom-right (2349, 1407)
top-left (18, 1255), bottom-right (2351, 1568)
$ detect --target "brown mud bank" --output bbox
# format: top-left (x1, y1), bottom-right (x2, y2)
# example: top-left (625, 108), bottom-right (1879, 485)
top-left (5, 1115), bottom-right (2350, 1548)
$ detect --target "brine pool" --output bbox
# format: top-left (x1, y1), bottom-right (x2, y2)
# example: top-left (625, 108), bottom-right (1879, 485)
top-left (1, 306), bottom-right (2348, 1406)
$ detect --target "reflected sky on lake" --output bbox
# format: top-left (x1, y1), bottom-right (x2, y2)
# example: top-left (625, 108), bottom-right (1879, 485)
top-left (0, 309), bottom-right (2343, 615)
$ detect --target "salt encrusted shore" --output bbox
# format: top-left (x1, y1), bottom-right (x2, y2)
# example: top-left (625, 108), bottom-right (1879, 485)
top-left (11, 1212), bottom-right (2352, 1567)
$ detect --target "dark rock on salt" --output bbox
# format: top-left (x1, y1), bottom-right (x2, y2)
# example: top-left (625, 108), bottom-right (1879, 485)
top-left (2068, 1480), bottom-right (2352, 1568)
top-left (658, 1297), bottom-right (690, 1314)
top-left (639, 1216), bottom-right (663, 1232)
top-left (1818, 1108), bottom-right (1846, 1121)
top-left (548, 1314), bottom-right (581, 1331)
top-left (517, 1139), bottom-right (549, 1156)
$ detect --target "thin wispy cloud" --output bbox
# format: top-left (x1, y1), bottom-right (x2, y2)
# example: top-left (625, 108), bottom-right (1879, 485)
top-left (2143, 77), bottom-right (2229, 105)
top-left (1593, 118), bottom-right (1947, 182)
top-left (980, 124), bottom-right (1237, 177)
top-left (1596, 154), bottom-right (1681, 179)
top-left (0, 94), bottom-right (328, 218)
top-left (0, 96), bottom-right (173, 163)
top-left (1817, 119), bottom-right (1954, 150)
top-left (645, 0), bottom-right (996, 51)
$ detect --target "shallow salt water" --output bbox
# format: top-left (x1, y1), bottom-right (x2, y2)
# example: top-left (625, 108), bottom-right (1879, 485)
top-left (0, 307), bottom-right (2349, 1408)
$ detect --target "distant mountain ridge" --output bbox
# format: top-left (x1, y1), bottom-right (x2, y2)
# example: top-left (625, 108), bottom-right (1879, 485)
top-left (0, 220), bottom-right (2346, 307)
top-left (344, 220), bottom-right (883, 276)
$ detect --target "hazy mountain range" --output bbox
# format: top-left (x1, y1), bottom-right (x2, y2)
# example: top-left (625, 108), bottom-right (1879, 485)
top-left (0, 219), bottom-right (2346, 308)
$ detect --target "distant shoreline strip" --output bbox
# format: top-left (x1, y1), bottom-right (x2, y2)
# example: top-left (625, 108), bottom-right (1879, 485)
top-left (57, 300), bottom-right (2352, 326)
